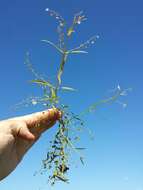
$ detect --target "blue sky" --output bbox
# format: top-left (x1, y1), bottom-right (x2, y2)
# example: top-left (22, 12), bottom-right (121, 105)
top-left (0, 0), bottom-right (143, 189)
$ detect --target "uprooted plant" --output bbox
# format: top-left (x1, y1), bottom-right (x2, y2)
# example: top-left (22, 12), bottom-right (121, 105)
top-left (21, 8), bottom-right (131, 185)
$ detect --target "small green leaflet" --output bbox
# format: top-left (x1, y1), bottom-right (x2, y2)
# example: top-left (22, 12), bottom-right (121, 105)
top-left (41, 40), bottom-right (64, 54)
top-left (75, 148), bottom-right (86, 150)
top-left (80, 157), bottom-right (84, 165)
top-left (55, 175), bottom-right (69, 183)
top-left (61, 86), bottom-right (77, 91)
top-left (30, 79), bottom-right (53, 88)
top-left (70, 50), bottom-right (88, 54)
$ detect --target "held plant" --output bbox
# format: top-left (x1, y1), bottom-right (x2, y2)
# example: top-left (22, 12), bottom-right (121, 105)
top-left (23, 8), bottom-right (131, 185)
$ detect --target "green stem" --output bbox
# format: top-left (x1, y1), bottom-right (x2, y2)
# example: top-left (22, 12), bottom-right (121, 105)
top-left (56, 52), bottom-right (68, 88)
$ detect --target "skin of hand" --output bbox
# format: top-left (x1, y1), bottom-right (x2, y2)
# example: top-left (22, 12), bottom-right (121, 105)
top-left (0, 108), bottom-right (61, 181)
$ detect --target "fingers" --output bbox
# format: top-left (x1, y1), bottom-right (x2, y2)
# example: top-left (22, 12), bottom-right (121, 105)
top-left (10, 121), bottom-right (36, 141)
top-left (10, 108), bottom-right (61, 141)
top-left (16, 108), bottom-right (61, 129)
top-left (20, 108), bottom-right (61, 137)
top-left (17, 120), bottom-right (56, 141)
top-left (17, 124), bottom-right (36, 141)
top-left (36, 120), bottom-right (56, 134)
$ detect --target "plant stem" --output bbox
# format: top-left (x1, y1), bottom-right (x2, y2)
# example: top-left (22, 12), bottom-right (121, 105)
top-left (56, 51), bottom-right (68, 88)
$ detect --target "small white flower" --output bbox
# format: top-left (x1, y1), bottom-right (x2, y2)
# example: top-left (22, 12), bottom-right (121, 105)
top-left (60, 22), bottom-right (64, 27)
top-left (117, 84), bottom-right (121, 90)
top-left (123, 103), bottom-right (127, 108)
top-left (120, 91), bottom-right (127, 96)
top-left (91, 40), bottom-right (95, 44)
top-left (31, 99), bottom-right (37, 105)
top-left (45, 8), bottom-right (49, 12)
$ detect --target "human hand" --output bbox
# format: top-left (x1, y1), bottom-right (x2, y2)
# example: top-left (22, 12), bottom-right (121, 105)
top-left (0, 108), bottom-right (61, 180)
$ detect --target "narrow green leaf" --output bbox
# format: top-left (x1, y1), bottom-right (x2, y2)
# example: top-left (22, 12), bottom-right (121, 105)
top-left (30, 79), bottom-right (53, 88)
top-left (41, 40), bottom-right (64, 54)
top-left (70, 50), bottom-right (88, 54)
top-left (61, 86), bottom-right (77, 91)
top-left (75, 148), bottom-right (86, 150)
top-left (56, 175), bottom-right (69, 182)
top-left (80, 157), bottom-right (84, 165)
top-left (67, 27), bottom-right (74, 37)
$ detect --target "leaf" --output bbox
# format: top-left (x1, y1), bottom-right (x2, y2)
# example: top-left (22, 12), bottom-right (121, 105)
top-left (80, 157), bottom-right (84, 165)
top-left (75, 148), bottom-right (86, 150)
top-left (67, 27), bottom-right (74, 37)
top-left (70, 50), bottom-right (88, 54)
top-left (30, 79), bottom-right (53, 88)
top-left (55, 175), bottom-right (69, 182)
top-left (74, 136), bottom-right (80, 141)
top-left (41, 40), bottom-right (63, 54)
top-left (61, 86), bottom-right (77, 92)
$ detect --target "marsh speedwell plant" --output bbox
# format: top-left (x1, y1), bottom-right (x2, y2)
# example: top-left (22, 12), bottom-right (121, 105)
top-left (22, 8), bottom-right (131, 185)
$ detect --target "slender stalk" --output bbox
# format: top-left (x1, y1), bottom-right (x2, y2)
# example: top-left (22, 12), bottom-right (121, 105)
top-left (56, 51), bottom-right (68, 88)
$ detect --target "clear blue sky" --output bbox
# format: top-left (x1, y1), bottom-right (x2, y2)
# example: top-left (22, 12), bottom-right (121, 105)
top-left (0, 0), bottom-right (143, 190)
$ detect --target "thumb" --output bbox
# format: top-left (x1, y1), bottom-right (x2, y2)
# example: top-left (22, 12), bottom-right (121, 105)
top-left (14, 108), bottom-right (61, 138)
top-left (20, 108), bottom-right (61, 127)
top-left (17, 123), bottom-right (36, 141)
top-left (17, 120), bottom-right (56, 141)
top-left (10, 108), bottom-right (61, 140)
top-left (10, 121), bottom-right (36, 141)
